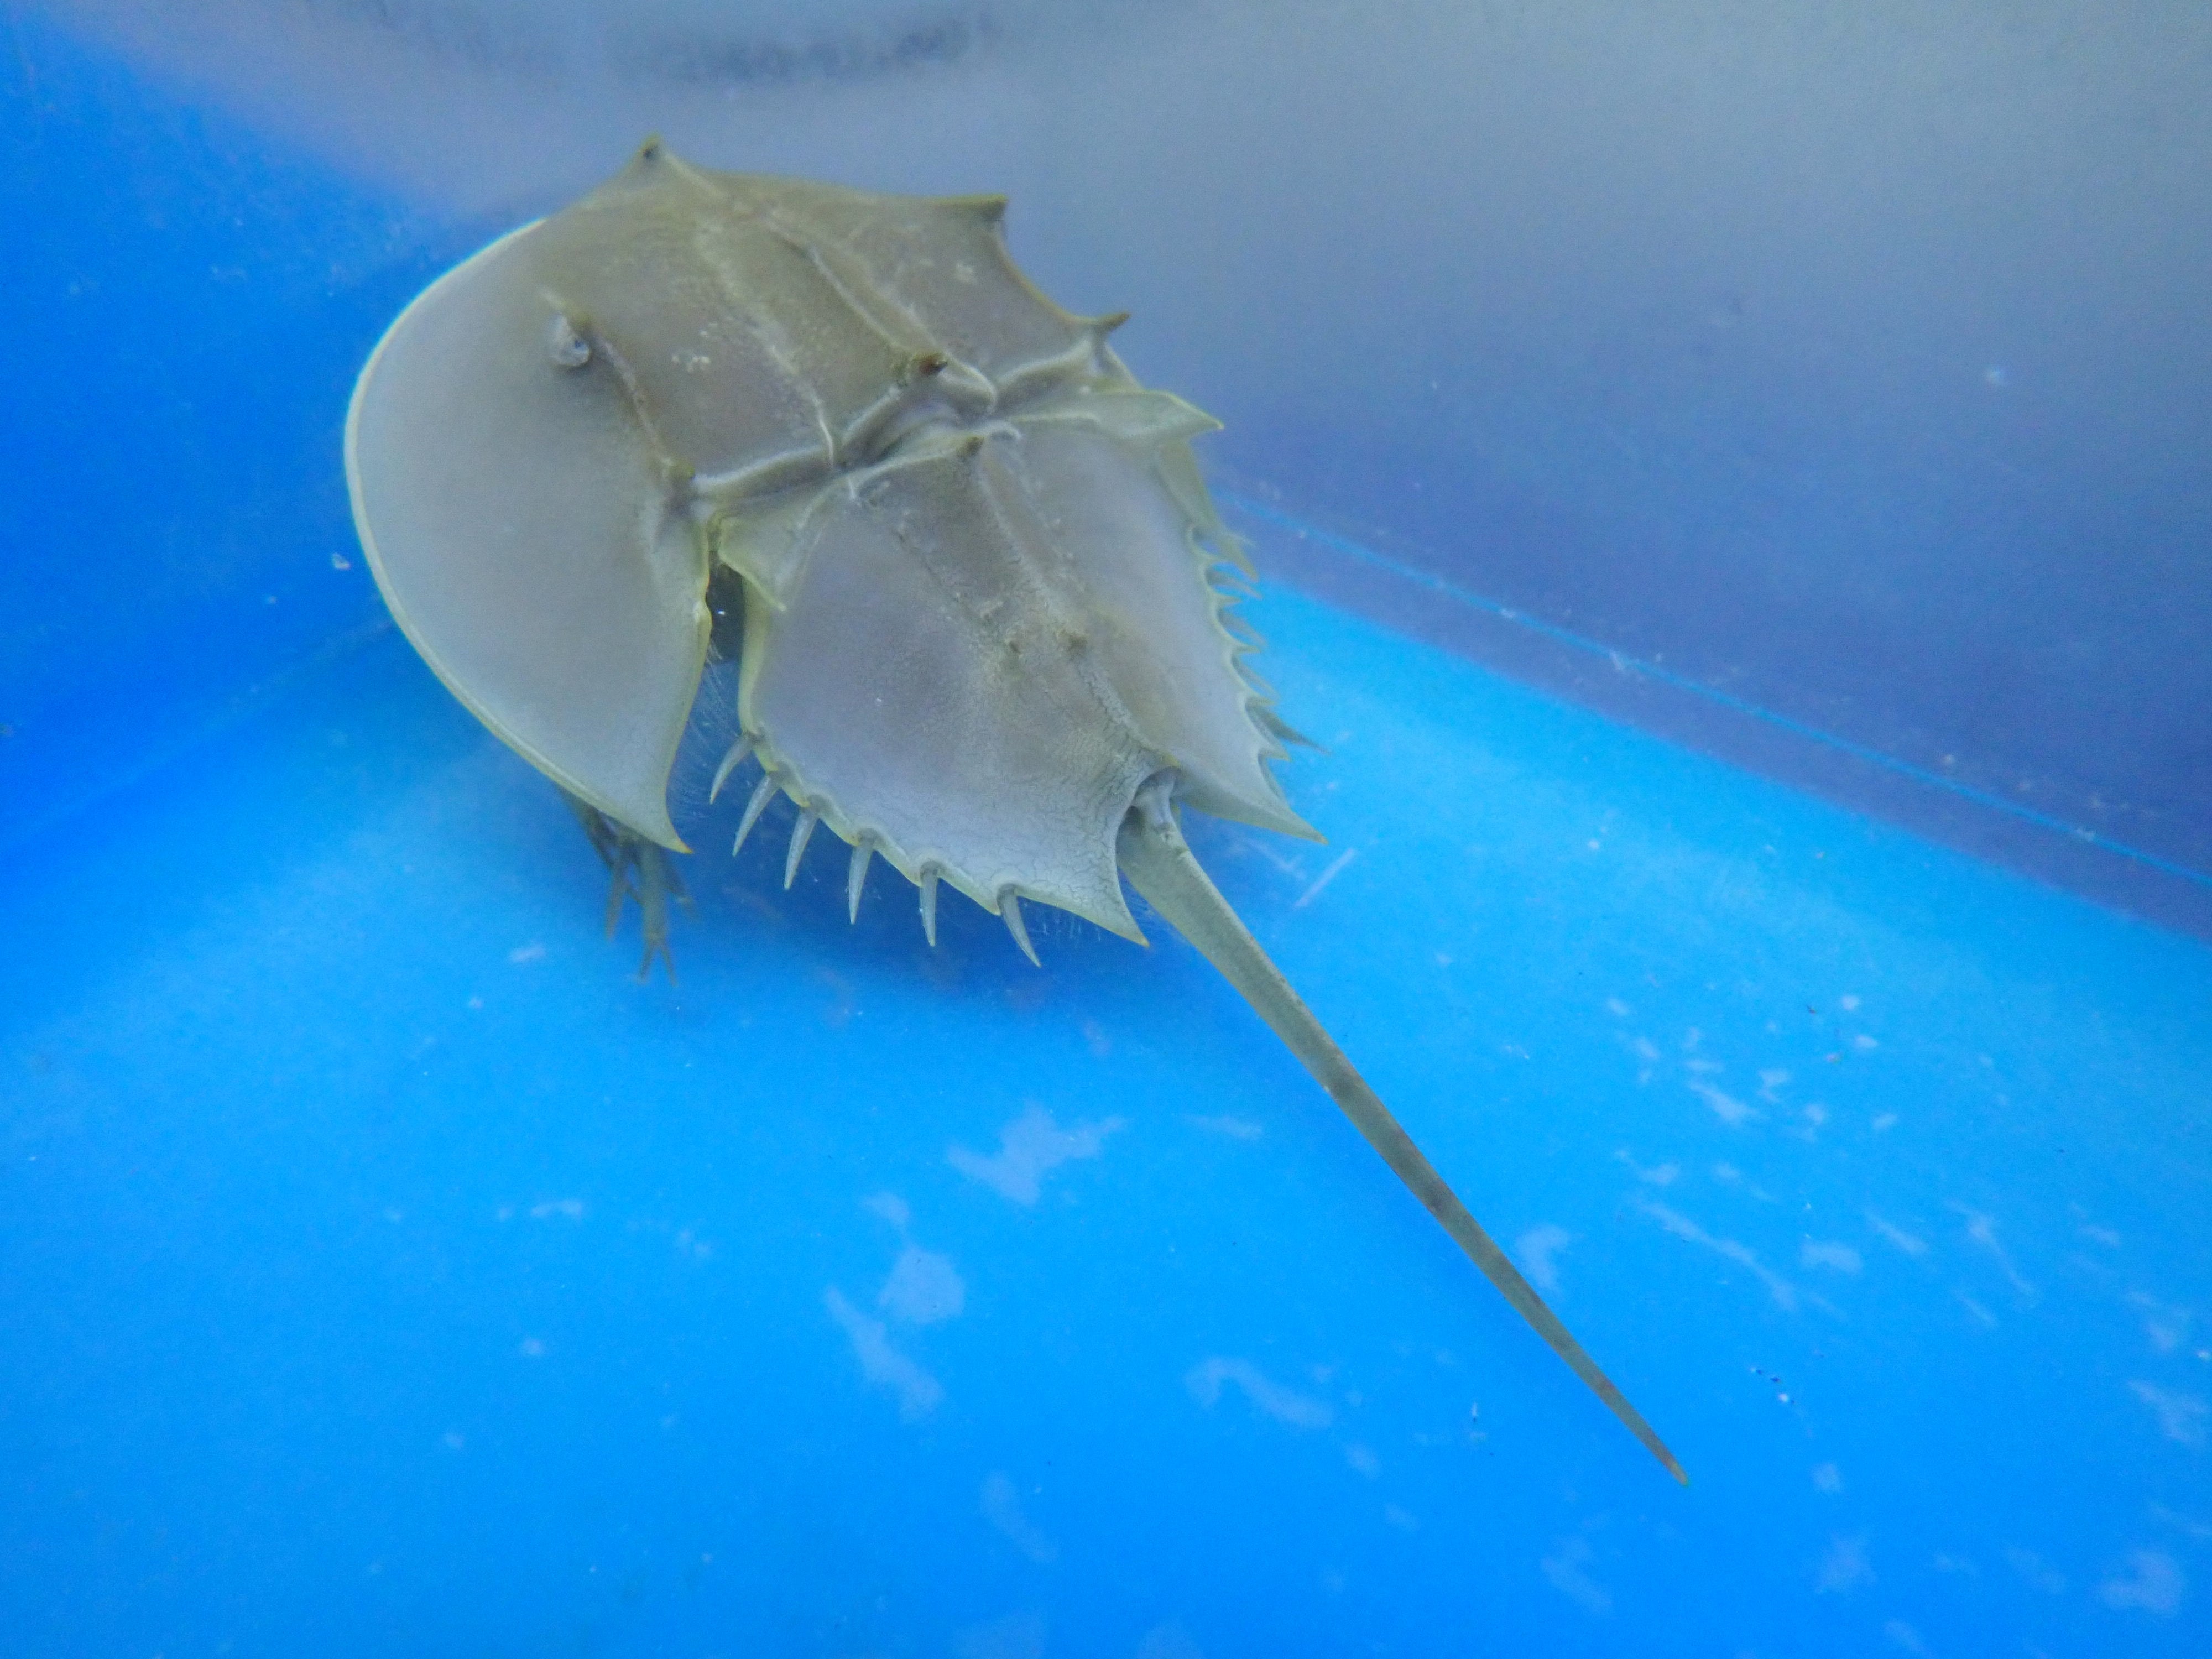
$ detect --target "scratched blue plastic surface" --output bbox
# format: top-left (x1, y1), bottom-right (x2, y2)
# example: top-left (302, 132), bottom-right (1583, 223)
top-left (8, 585), bottom-right (2211, 1656)
top-left (3, 14), bottom-right (2209, 1658)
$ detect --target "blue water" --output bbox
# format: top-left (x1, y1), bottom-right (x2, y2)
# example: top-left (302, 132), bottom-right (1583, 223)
top-left (6, 579), bottom-right (2210, 1656)
top-left (5, 10), bottom-right (2211, 1657)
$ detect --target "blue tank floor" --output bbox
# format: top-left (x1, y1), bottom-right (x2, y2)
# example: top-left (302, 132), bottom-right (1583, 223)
top-left (2, 582), bottom-right (2207, 1657)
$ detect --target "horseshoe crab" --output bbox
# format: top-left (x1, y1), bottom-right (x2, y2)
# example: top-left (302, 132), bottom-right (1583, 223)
top-left (343, 141), bottom-right (1683, 1482)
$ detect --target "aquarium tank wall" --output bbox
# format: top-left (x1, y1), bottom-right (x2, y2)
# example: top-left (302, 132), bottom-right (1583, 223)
top-left (3, 3), bottom-right (2208, 1656)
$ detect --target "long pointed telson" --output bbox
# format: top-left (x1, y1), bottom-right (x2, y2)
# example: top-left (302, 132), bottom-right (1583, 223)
top-left (1116, 781), bottom-right (1687, 1484)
